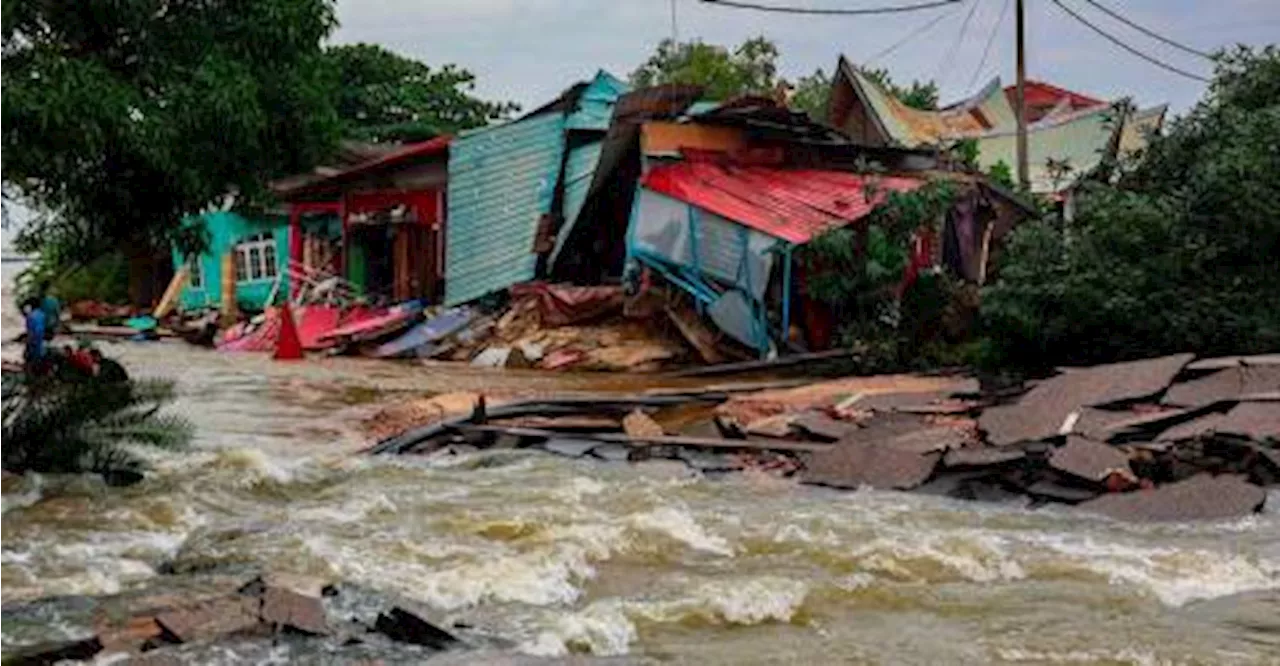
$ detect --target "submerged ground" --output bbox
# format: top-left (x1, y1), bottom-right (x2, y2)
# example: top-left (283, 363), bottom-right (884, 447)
top-left (2, 271), bottom-right (1279, 664)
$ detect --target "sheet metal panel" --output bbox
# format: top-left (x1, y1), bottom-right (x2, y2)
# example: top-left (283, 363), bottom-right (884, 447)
top-left (445, 112), bottom-right (567, 305)
top-left (566, 71), bottom-right (628, 131)
top-left (551, 138), bottom-right (605, 264)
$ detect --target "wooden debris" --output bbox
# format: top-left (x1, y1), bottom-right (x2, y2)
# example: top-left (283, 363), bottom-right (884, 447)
top-left (665, 305), bottom-right (726, 364)
top-left (1080, 474), bottom-right (1266, 522)
top-left (745, 413), bottom-right (796, 438)
top-left (1049, 436), bottom-right (1133, 482)
top-left (622, 410), bottom-right (665, 439)
top-left (455, 424), bottom-right (827, 453)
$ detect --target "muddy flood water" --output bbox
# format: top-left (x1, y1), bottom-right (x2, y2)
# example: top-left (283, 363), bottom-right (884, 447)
top-left (3, 304), bottom-right (1280, 663)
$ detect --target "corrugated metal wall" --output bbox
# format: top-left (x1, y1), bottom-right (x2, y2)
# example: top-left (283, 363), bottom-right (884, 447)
top-left (444, 112), bottom-right (567, 305)
top-left (550, 139), bottom-right (604, 265)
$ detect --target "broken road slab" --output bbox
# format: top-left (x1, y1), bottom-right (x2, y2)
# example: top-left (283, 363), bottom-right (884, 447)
top-left (943, 447), bottom-right (1026, 468)
top-left (1080, 474), bottom-right (1266, 522)
top-left (1163, 365), bottom-right (1280, 407)
top-left (981, 353), bottom-right (1194, 445)
top-left (1049, 436), bottom-right (1133, 483)
top-left (802, 440), bottom-right (940, 490)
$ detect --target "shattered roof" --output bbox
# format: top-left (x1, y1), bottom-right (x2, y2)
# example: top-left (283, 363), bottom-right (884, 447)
top-left (274, 136), bottom-right (452, 200)
top-left (973, 105), bottom-right (1121, 194)
top-left (1004, 80), bottom-right (1106, 122)
top-left (1119, 104), bottom-right (1168, 159)
top-left (830, 57), bottom-right (1015, 148)
top-left (641, 158), bottom-right (922, 244)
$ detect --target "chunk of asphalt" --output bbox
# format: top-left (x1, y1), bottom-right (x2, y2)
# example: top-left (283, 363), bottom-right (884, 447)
top-left (540, 439), bottom-right (599, 458)
top-left (943, 447), bottom-right (1026, 468)
top-left (1080, 474), bottom-right (1267, 522)
top-left (1048, 436), bottom-right (1133, 483)
top-left (802, 440), bottom-right (939, 490)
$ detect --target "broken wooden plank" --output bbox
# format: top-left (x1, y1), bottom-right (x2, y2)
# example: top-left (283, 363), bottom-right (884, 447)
top-left (665, 305), bottom-right (726, 364)
top-left (1080, 474), bottom-right (1266, 522)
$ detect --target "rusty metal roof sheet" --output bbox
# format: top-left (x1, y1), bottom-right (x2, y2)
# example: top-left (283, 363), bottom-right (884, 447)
top-left (641, 159), bottom-right (923, 244)
top-left (1080, 474), bottom-right (1266, 522)
top-left (833, 57), bottom-right (1005, 148)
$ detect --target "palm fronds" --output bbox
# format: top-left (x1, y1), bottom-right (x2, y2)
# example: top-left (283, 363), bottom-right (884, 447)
top-left (2, 370), bottom-right (192, 481)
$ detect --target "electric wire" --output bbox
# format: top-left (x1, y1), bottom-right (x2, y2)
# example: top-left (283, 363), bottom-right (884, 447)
top-left (1050, 0), bottom-right (1210, 82)
top-left (698, 0), bottom-right (962, 16)
top-left (1079, 0), bottom-right (1212, 59)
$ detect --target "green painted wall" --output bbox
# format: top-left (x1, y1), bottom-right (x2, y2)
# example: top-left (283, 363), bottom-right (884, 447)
top-left (171, 211), bottom-right (290, 311)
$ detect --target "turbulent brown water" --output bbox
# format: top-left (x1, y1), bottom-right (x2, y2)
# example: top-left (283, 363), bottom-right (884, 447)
top-left (3, 275), bottom-right (1280, 664)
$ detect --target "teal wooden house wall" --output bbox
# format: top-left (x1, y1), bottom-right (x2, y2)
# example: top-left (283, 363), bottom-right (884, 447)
top-left (171, 211), bottom-right (290, 311)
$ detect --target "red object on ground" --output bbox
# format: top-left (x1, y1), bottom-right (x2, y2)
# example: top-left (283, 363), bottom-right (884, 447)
top-left (510, 282), bottom-right (625, 327)
top-left (274, 304), bottom-right (304, 360)
top-left (295, 306), bottom-right (343, 350)
top-left (641, 159), bottom-right (923, 243)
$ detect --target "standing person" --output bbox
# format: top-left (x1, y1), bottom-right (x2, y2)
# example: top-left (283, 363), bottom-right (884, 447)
top-left (36, 280), bottom-right (61, 340)
top-left (21, 297), bottom-right (48, 374)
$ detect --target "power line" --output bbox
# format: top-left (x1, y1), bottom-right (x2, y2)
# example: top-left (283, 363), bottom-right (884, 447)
top-left (699, 0), bottom-right (963, 16)
top-left (1049, 0), bottom-right (1209, 82)
top-left (865, 5), bottom-right (962, 63)
top-left (934, 0), bottom-right (982, 86)
top-left (965, 0), bottom-right (1009, 91)
top-left (1078, 0), bottom-right (1211, 59)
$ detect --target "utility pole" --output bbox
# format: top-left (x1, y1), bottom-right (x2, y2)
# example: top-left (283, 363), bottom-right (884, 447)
top-left (671, 0), bottom-right (680, 42)
top-left (1015, 0), bottom-right (1029, 191)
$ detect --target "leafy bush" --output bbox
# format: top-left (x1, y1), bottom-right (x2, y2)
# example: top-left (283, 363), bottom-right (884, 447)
top-left (2, 367), bottom-right (192, 483)
top-left (979, 46), bottom-right (1280, 370)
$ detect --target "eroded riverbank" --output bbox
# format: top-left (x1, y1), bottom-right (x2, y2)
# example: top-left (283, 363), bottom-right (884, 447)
top-left (4, 341), bottom-right (1280, 664)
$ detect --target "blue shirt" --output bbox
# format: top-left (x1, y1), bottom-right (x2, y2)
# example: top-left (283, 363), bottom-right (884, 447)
top-left (25, 309), bottom-right (47, 361)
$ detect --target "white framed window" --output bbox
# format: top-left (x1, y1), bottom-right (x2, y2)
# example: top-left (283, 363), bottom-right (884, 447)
top-left (234, 233), bottom-right (277, 283)
top-left (187, 256), bottom-right (204, 289)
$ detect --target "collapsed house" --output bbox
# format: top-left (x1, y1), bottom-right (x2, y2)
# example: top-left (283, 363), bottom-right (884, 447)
top-left (827, 56), bottom-right (1169, 203)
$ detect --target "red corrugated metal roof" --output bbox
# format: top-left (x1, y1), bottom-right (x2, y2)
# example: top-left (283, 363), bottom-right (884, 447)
top-left (275, 136), bottom-right (451, 200)
top-left (641, 160), bottom-right (923, 244)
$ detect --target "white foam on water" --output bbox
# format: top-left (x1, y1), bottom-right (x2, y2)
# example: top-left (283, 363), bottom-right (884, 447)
top-left (551, 476), bottom-right (606, 502)
top-left (678, 577), bottom-right (811, 625)
top-left (521, 600), bottom-right (637, 657)
top-left (850, 532), bottom-right (1027, 584)
top-left (1, 473), bottom-right (44, 514)
top-left (628, 506), bottom-right (733, 557)
top-left (1029, 535), bottom-right (1280, 607)
top-left (994, 646), bottom-right (1173, 665)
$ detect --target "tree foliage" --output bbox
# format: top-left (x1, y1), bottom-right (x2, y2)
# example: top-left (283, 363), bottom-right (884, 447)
top-left (790, 68), bottom-right (832, 121)
top-left (860, 67), bottom-right (939, 110)
top-left (800, 180), bottom-right (958, 367)
top-left (326, 43), bottom-right (519, 143)
top-left (980, 46), bottom-right (1280, 369)
top-left (2, 0), bottom-right (342, 262)
top-left (630, 37), bottom-right (782, 100)
top-left (3, 367), bottom-right (192, 483)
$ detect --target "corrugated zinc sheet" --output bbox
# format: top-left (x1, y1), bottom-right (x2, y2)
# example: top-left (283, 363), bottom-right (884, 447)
top-left (551, 139), bottom-right (605, 263)
top-left (1119, 105), bottom-right (1166, 159)
top-left (641, 160), bottom-right (923, 244)
top-left (445, 112), bottom-right (567, 305)
top-left (838, 58), bottom-right (996, 148)
top-left (975, 105), bottom-right (1118, 194)
top-left (566, 71), bottom-right (629, 131)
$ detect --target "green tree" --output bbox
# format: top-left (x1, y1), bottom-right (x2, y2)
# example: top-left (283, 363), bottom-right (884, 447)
top-left (791, 68), bottom-right (832, 121)
top-left (630, 37), bottom-right (782, 100)
top-left (2, 0), bottom-right (342, 295)
top-left (980, 46), bottom-right (1280, 369)
top-left (860, 67), bottom-right (939, 110)
top-left (326, 43), bottom-right (519, 143)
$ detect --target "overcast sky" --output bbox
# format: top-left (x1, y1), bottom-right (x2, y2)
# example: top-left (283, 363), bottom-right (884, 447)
top-left (333, 0), bottom-right (1279, 115)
